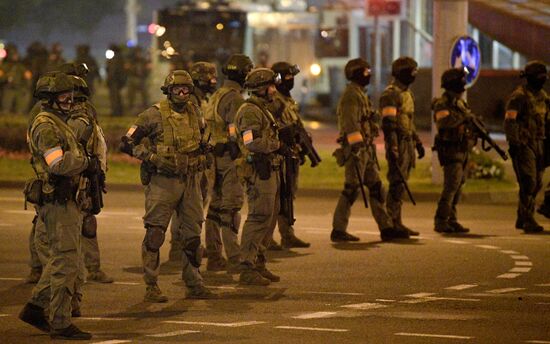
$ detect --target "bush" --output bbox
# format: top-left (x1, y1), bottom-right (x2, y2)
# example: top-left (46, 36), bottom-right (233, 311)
top-left (467, 147), bottom-right (505, 180)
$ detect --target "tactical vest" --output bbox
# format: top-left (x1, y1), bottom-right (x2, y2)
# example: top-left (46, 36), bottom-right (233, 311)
top-left (338, 84), bottom-right (378, 141)
top-left (28, 111), bottom-right (85, 189)
top-left (204, 87), bottom-right (237, 145)
top-left (235, 97), bottom-right (279, 158)
top-left (386, 84), bottom-right (415, 137)
top-left (69, 103), bottom-right (108, 172)
top-left (517, 87), bottom-right (547, 141)
top-left (274, 92), bottom-right (300, 125)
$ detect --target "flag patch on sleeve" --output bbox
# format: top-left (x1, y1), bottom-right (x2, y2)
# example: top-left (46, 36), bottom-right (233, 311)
top-left (43, 147), bottom-right (63, 167)
top-left (243, 130), bottom-right (253, 145)
top-left (228, 124), bottom-right (237, 138)
top-left (382, 106), bottom-right (398, 117)
top-left (126, 125), bottom-right (137, 137)
top-left (346, 131), bottom-right (363, 145)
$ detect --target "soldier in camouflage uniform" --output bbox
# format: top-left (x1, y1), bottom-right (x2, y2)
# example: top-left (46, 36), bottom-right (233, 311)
top-left (268, 61), bottom-right (310, 249)
top-left (168, 61), bottom-right (217, 263)
top-left (433, 68), bottom-right (474, 234)
top-left (19, 72), bottom-right (93, 340)
top-left (120, 70), bottom-right (215, 302)
top-left (236, 68), bottom-right (283, 285)
top-left (0, 47), bottom-right (32, 115)
top-left (380, 57), bottom-right (424, 236)
top-left (75, 45), bottom-right (100, 97)
top-left (331, 58), bottom-right (408, 242)
top-left (203, 54), bottom-right (253, 272)
top-left (126, 46), bottom-right (150, 111)
top-left (504, 61), bottom-right (548, 233)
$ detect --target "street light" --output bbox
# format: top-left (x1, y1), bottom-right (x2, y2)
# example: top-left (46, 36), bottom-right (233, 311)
top-left (310, 63), bottom-right (321, 76)
top-left (105, 49), bottom-right (115, 60)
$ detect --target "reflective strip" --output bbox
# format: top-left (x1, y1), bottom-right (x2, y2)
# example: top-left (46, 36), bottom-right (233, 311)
top-left (346, 131), bottom-right (363, 145)
top-left (435, 110), bottom-right (450, 120)
top-left (505, 110), bottom-right (518, 120)
top-left (243, 130), bottom-right (253, 145)
top-left (43, 147), bottom-right (63, 167)
top-left (126, 125), bottom-right (137, 137)
top-left (382, 106), bottom-right (398, 117)
top-left (228, 124), bottom-right (237, 138)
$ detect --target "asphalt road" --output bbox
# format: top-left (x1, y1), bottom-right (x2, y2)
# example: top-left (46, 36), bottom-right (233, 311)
top-left (0, 188), bottom-right (549, 344)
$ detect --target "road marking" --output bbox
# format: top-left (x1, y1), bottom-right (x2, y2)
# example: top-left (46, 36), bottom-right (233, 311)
top-left (445, 284), bottom-right (478, 291)
top-left (535, 283), bottom-right (550, 287)
top-left (0, 223), bottom-right (13, 227)
top-left (340, 302), bottom-right (387, 310)
top-left (400, 296), bottom-right (480, 304)
top-left (444, 240), bottom-right (468, 244)
top-left (406, 292), bottom-right (435, 298)
top-left (500, 250), bottom-right (519, 254)
top-left (375, 299), bottom-right (396, 302)
top-left (80, 317), bottom-right (128, 321)
top-left (510, 267), bottom-right (531, 273)
top-left (113, 282), bottom-right (140, 286)
top-left (207, 285), bottom-right (242, 290)
top-left (475, 245), bottom-right (499, 249)
top-left (0, 197), bottom-right (23, 201)
top-left (0, 277), bottom-right (24, 281)
top-left (487, 288), bottom-right (525, 294)
top-left (515, 261), bottom-right (533, 266)
top-left (275, 326), bottom-right (348, 333)
top-left (395, 332), bottom-right (472, 339)
top-left (511, 255), bottom-right (529, 260)
top-left (0, 314), bottom-right (9, 317)
top-left (293, 312), bottom-right (338, 319)
top-left (164, 321), bottom-right (265, 327)
top-left (497, 273), bottom-right (522, 279)
top-left (147, 330), bottom-right (200, 337)
top-left (92, 341), bottom-right (131, 344)
top-left (526, 341), bottom-right (550, 343)
top-left (302, 291), bottom-right (364, 296)
top-left (3, 210), bottom-right (33, 214)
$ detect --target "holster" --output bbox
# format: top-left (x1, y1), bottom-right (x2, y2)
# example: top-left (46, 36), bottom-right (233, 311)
top-left (53, 177), bottom-right (74, 204)
top-left (23, 178), bottom-right (43, 207)
top-left (140, 161), bottom-right (154, 186)
top-left (253, 154), bottom-right (272, 180)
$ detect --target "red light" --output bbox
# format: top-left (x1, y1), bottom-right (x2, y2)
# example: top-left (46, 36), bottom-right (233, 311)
top-left (0, 49), bottom-right (6, 59)
top-left (148, 23), bottom-right (158, 35)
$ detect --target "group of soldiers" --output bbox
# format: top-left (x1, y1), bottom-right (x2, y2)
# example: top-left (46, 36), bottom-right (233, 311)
top-left (17, 45), bottom-right (548, 340)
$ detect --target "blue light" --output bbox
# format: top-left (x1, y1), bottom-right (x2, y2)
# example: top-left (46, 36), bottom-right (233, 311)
top-left (127, 39), bottom-right (137, 48)
top-left (450, 36), bottom-right (481, 88)
top-left (228, 20), bottom-right (241, 29)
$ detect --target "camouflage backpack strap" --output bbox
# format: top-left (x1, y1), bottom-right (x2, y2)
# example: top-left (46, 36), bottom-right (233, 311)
top-left (245, 97), bottom-right (278, 128)
top-left (159, 99), bottom-right (174, 147)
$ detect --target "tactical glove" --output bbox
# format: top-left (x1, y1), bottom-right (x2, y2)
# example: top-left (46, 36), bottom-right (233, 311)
top-left (148, 154), bottom-right (177, 175)
top-left (85, 156), bottom-right (100, 175)
top-left (416, 142), bottom-right (425, 159)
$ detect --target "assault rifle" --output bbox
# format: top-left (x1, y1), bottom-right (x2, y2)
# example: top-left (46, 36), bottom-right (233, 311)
top-left (468, 114), bottom-right (508, 161)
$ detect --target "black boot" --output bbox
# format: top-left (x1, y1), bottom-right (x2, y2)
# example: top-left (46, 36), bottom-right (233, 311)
top-left (50, 324), bottom-right (92, 340)
top-left (330, 230), bottom-right (360, 242)
top-left (449, 221), bottom-right (470, 233)
top-left (19, 303), bottom-right (50, 333)
top-left (537, 202), bottom-right (550, 219)
top-left (380, 227), bottom-right (410, 241)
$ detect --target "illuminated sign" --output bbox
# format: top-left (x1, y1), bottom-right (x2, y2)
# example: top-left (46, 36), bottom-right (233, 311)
top-left (450, 36), bottom-right (481, 88)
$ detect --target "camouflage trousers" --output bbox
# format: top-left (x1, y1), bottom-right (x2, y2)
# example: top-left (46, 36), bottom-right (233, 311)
top-left (386, 139), bottom-right (415, 225)
top-left (434, 158), bottom-right (467, 226)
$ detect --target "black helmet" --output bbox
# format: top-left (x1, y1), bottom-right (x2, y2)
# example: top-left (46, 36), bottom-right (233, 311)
top-left (244, 68), bottom-right (281, 92)
top-left (391, 56), bottom-right (418, 77)
top-left (69, 75), bottom-right (91, 98)
top-left (344, 58), bottom-right (370, 80)
top-left (222, 54), bottom-right (254, 84)
top-left (441, 67), bottom-right (468, 93)
top-left (34, 72), bottom-right (74, 100)
top-left (520, 60), bottom-right (547, 78)
top-left (190, 61), bottom-right (217, 86)
top-left (160, 70), bottom-right (194, 95)
top-left (271, 62), bottom-right (300, 76)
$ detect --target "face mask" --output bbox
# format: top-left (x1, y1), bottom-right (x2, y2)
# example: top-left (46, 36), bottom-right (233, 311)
top-left (446, 79), bottom-right (466, 94)
top-left (527, 74), bottom-right (547, 91)
top-left (396, 68), bottom-right (417, 85)
top-left (276, 76), bottom-right (294, 95)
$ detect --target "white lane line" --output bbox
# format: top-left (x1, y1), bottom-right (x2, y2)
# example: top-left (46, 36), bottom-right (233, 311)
top-left (340, 303), bottom-right (387, 310)
top-left (80, 317), bottom-right (128, 321)
top-left (526, 341), bottom-right (550, 343)
top-left (164, 321), bottom-right (265, 327)
top-left (511, 255), bottom-right (529, 260)
top-left (406, 292), bottom-right (435, 298)
top-left (207, 285), bottom-right (242, 290)
top-left (516, 261), bottom-right (533, 266)
top-left (500, 250), bottom-right (519, 254)
top-left (395, 332), bottom-right (472, 339)
top-left (445, 284), bottom-right (478, 291)
top-left (276, 326), bottom-right (348, 333)
top-left (475, 245), bottom-right (500, 250)
top-left (0, 314), bottom-right (9, 317)
top-left (444, 240), bottom-right (468, 244)
top-left (487, 288), bottom-right (525, 294)
top-left (92, 341), bottom-right (132, 344)
top-left (0, 197), bottom-right (23, 201)
top-left (497, 273), bottom-right (522, 279)
top-left (510, 267), bottom-right (532, 273)
top-left (0, 277), bottom-right (24, 281)
top-left (147, 330), bottom-right (200, 337)
top-left (535, 283), bottom-right (550, 287)
top-left (0, 223), bottom-right (14, 227)
top-left (113, 282), bottom-right (140, 286)
top-left (302, 291), bottom-right (364, 296)
top-left (3, 210), bottom-right (33, 214)
top-left (375, 299), bottom-right (396, 303)
top-left (293, 312), bottom-right (338, 319)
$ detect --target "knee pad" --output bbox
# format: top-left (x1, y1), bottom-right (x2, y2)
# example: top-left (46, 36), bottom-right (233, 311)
top-left (81, 214), bottom-right (97, 239)
top-left (342, 183), bottom-right (359, 204)
top-left (183, 236), bottom-right (202, 268)
top-left (144, 226), bottom-right (166, 252)
top-left (369, 181), bottom-right (385, 203)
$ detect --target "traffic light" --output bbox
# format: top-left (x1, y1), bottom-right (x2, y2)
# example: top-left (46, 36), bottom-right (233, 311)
top-left (367, 0), bottom-right (401, 16)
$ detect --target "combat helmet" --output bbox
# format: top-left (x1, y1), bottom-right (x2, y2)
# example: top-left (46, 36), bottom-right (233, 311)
top-left (59, 62), bottom-right (89, 78)
top-left (160, 70), bottom-right (194, 95)
top-left (222, 54), bottom-right (254, 84)
top-left (344, 58), bottom-right (370, 80)
top-left (271, 62), bottom-right (300, 77)
top-left (34, 72), bottom-right (74, 100)
top-left (391, 57), bottom-right (418, 77)
top-left (244, 68), bottom-right (281, 93)
top-left (190, 61), bottom-right (218, 89)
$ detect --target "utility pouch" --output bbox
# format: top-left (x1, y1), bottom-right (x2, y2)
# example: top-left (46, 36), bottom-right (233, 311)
top-left (254, 154), bottom-right (272, 180)
top-left (332, 147), bottom-right (346, 167)
top-left (236, 157), bottom-right (253, 180)
top-left (227, 141), bottom-right (240, 160)
top-left (140, 161), bottom-right (153, 186)
top-left (23, 178), bottom-right (43, 208)
top-left (175, 153), bottom-right (189, 175)
top-left (53, 177), bottom-right (73, 204)
top-left (81, 214), bottom-right (97, 239)
top-left (214, 143), bottom-right (226, 157)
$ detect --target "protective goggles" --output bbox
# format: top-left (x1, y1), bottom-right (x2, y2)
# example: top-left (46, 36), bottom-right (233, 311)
top-left (170, 85), bottom-right (192, 95)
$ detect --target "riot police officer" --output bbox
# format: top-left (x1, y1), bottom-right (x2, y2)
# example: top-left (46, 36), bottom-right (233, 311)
top-left (203, 54), bottom-right (253, 272)
top-left (380, 57), bottom-right (424, 236)
top-left (504, 61), bottom-right (548, 233)
top-left (433, 68), bottom-right (474, 234)
top-left (269, 61), bottom-right (310, 249)
top-left (19, 72), bottom-right (92, 340)
top-left (120, 70), bottom-right (215, 302)
top-left (236, 68), bottom-right (282, 285)
top-left (331, 58), bottom-right (407, 242)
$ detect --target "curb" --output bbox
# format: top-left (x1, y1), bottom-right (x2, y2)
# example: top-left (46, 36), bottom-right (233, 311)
top-left (1, 180), bottom-right (517, 205)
